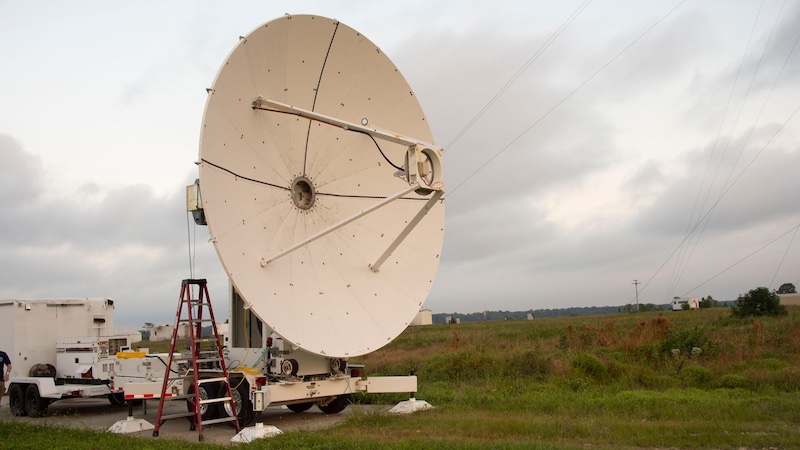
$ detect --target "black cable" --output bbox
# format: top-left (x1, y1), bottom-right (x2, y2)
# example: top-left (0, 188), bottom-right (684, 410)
top-left (201, 158), bottom-right (288, 190)
top-left (304, 22), bottom-right (340, 175)
top-left (202, 157), bottom-right (424, 201)
top-left (185, 211), bottom-right (193, 279)
top-left (352, 129), bottom-right (404, 171)
top-left (146, 355), bottom-right (180, 374)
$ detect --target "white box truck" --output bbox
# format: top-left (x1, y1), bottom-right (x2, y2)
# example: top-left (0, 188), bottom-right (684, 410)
top-left (1, 298), bottom-right (140, 417)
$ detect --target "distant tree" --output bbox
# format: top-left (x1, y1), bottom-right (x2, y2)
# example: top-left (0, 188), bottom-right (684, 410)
top-left (731, 287), bottom-right (787, 318)
top-left (140, 322), bottom-right (154, 341)
top-left (699, 295), bottom-right (721, 308)
top-left (777, 283), bottom-right (797, 294)
top-left (639, 303), bottom-right (658, 312)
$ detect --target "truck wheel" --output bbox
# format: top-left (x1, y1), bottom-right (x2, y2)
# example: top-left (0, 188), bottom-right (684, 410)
top-left (107, 392), bottom-right (126, 406)
top-left (187, 381), bottom-right (219, 421)
top-left (220, 379), bottom-right (255, 426)
top-left (25, 384), bottom-right (49, 418)
top-left (9, 384), bottom-right (27, 416)
top-left (317, 394), bottom-right (350, 414)
top-left (287, 401), bottom-right (314, 413)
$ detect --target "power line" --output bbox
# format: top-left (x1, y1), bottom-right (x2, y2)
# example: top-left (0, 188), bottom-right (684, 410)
top-left (663, 0), bottom-right (767, 303)
top-left (680, 222), bottom-right (800, 297)
top-left (443, 0), bottom-right (594, 153)
top-left (634, 101), bottom-right (800, 302)
top-left (445, 0), bottom-right (687, 200)
top-left (770, 225), bottom-right (799, 290)
top-left (665, 0), bottom-right (792, 302)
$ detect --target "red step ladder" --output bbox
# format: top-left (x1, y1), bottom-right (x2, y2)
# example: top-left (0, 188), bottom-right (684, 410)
top-left (152, 279), bottom-right (241, 441)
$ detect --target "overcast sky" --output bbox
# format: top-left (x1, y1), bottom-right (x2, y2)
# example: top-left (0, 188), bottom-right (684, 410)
top-left (1, 1), bottom-right (798, 330)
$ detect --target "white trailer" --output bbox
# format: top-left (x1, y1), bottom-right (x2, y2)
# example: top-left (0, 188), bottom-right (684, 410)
top-left (671, 297), bottom-right (700, 311)
top-left (1, 298), bottom-right (139, 417)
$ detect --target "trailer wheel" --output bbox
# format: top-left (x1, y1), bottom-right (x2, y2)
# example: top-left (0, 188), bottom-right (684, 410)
top-left (317, 394), bottom-right (350, 414)
top-left (287, 401), bottom-right (314, 413)
top-left (25, 384), bottom-right (49, 418)
top-left (107, 392), bottom-right (126, 406)
top-left (220, 378), bottom-right (255, 426)
top-left (187, 381), bottom-right (219, 422)
top-left (9, 384), bottom-right (26, 417)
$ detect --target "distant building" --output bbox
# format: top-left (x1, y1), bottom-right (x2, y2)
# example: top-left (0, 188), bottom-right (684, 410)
top-left (146, 322), bottom-right (228, 341)
top-left (779, 293), bottom-right (800, 306)
top-left (147, 323), bottom-right (191, 341)
top-left (527, 313), bottom-right (534, 320)
top-left (410, 309), bottom-right (432, 326)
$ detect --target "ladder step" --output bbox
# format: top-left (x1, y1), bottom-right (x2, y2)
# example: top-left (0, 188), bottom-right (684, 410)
top-left (200, 396), bottom-right (231, 405)
top-left (160, 412), bottom-right (197, 421)
top-left (201, 416), bottom-right (239, 426)
top-left (198, 377), bottom-right (228, 384)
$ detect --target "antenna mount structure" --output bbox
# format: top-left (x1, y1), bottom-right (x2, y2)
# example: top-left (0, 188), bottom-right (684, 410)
top-left (196, 15), bottom-right (445, 358)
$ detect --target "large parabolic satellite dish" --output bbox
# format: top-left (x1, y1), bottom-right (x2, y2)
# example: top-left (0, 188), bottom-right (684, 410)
top-left (198, 15), bottom-right (445, 358)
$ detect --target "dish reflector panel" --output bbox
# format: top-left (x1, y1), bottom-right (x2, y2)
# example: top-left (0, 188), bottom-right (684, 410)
top-left (198, 15), bottom-right (444, 357)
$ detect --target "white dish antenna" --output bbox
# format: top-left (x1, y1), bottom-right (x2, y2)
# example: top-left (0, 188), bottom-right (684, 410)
top-left (198, 15), bottom-right (444, 358)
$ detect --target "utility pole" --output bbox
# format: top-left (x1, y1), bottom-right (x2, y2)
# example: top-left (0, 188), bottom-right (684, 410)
top-left (632, 279), bottom-right (640, 312)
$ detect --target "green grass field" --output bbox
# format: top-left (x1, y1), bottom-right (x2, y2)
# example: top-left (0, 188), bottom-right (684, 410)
top-left (3, 306), bottom-right (800, 448)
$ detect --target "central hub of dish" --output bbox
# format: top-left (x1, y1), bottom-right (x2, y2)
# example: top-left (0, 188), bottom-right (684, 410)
top-left (291, 176), bottom-right (316, 210)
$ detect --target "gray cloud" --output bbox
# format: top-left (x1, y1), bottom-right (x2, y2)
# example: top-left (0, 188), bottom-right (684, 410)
top-left (1, 3), bottom-right (798, 328)
top-left (0, 135), bottom-right (227, 329)
top-left (0, 134), bottom-right (43, 207)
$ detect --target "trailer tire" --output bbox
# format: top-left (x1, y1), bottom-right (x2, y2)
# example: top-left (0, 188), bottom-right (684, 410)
top-left (9, 384), bottom-right (27, 417)
top-left (287, 401), bottom-right (314, 413)
top-left (317, 394), bottom-right (350, 414)
top-left (220, 378), bottom-right (255, 427)
top-left (187, 381), bottom-right (219, 422)
top-left (107, 392), bottom-right (126, 406)
top-left (25, 384), bottom-right (49, 418)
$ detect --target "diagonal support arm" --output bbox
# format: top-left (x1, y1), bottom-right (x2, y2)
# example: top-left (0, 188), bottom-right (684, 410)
top-left (260, 184), bottom-right (420, 267)
top-left (371, 190), bottom-right (444, 272)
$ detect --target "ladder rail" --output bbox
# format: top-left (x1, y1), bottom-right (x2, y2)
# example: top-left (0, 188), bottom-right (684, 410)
top-left (152, 279), bottom-right (241, 441)
top-left (199, 280), bottom-right (241, 427)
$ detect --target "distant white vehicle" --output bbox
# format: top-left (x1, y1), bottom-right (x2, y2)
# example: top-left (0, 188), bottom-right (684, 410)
top-left (671, 297), bottom-right (700, 311)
